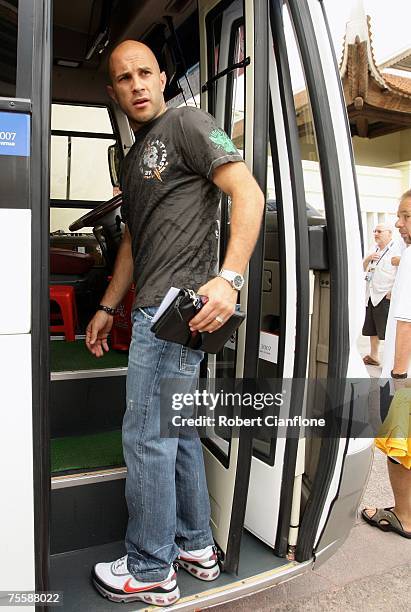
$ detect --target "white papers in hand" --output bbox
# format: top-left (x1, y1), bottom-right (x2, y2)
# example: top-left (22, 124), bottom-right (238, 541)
top-left (151, 287), bottom-right (180, 324)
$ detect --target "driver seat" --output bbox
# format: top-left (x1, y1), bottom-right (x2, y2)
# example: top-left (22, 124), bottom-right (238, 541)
top-left (69, 194), bottom-right (123, 272)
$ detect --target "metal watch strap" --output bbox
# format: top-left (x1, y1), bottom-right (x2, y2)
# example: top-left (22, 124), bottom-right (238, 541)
top-left (218, 268), bottom-right (244, 290)
top-left (97, 304), bottom-right (116, 316)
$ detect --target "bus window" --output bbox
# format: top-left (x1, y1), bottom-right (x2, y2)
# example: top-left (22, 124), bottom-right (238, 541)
top-left (0, 0), bottom-right (18, 97)
top-left (282, 6), bottom-right (325, 216)
top-left (52, 104), bottom-right (112, 132)
top-left (225, 23), bottom-right (244, 151)
top-left (50, 104), bottom-right (116, 232)
top-left (166, 62), bottom-right (200, 108)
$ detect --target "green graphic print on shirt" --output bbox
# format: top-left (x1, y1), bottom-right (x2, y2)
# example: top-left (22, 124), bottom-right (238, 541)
top-left (208, 128), bottom-right (238, 154)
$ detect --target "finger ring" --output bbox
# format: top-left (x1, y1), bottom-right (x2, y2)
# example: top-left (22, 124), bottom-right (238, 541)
top-left (215, 315), bottom-right (224, 324)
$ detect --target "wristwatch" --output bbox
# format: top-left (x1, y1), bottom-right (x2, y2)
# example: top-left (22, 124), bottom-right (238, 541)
top-left (97, 304), bottom-right (117, 316)
top-left (391, 370), bottom-right (407, 380)
top-left (218, 269), bottom-right (245, 291)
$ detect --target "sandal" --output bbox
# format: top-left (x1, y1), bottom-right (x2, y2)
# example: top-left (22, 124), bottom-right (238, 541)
top-left (361, 507), bottom-right (411, 539)
top-left (363, 355), bottom-right (380, 366)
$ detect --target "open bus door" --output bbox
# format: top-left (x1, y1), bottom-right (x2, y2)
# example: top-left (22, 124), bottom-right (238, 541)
top-left (257, 0), bottom-right (372, 565)
top-left (197, 0), bottom-right (269, 573)
top-left (198, 0), bottom-right (309, 566)
top-left (283, 0), bottom-right (373, 564)
top-left (199, 0), bottom-right (372, 571)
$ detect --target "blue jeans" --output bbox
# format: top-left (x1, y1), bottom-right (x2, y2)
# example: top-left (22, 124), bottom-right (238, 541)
top-left (123, 307), bottom-right (213, 582)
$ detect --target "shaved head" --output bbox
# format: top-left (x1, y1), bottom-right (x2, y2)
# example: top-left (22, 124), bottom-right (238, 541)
top-left (108, 40), bottom-right (160, 82)
top-left (107, 40), bottom-right (167, 130)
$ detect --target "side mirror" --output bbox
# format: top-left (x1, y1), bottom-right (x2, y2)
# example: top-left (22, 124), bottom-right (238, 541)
top-left (108, 143), bottom-right (122, 187)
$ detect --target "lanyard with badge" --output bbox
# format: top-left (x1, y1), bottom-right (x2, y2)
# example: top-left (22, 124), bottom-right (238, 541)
top-left (365, 240), bottom-right (393, 282)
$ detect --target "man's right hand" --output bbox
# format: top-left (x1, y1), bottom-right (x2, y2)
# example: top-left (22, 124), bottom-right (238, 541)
top-left (86, 311), bottom-right (114, 357)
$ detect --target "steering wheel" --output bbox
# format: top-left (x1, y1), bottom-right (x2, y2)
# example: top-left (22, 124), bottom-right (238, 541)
top-left (69, 194), bottom-right (123, 231)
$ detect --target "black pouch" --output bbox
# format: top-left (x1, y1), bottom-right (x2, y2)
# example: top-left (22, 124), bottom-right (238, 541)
top-left (150, 288), bottom-right (245, 354)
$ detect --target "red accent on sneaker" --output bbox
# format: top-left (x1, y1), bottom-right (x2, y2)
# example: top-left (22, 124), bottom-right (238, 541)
top-left (123, 577), bottom-right (169, 594)
top-left (200, 572), bottom-right (209, 579)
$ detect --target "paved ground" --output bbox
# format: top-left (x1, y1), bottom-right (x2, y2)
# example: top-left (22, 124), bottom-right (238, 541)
top-left (210, 451), bottom-right (411, 611)
top-left (208, 337), bottom-right (411, 611)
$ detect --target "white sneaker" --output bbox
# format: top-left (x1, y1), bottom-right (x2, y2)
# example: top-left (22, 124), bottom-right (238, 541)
top-left (177, 545), bottom-right (220, 581)
top-left (92, 555), bottom-right (180, 606)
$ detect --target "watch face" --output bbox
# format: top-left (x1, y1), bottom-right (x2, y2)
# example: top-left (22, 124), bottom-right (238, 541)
top-left (233, 275), bottom-right (244, 289)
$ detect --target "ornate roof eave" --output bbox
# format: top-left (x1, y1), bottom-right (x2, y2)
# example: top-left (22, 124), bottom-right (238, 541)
top-left (291, 4), bottom-right (411, 139)
top-left (340, 12), bottom-right (386, 89)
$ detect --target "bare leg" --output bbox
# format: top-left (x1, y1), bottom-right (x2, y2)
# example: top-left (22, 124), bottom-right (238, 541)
top-left (370, 336), bottom-right (380, 362)
top-left (388, 459), bottom-right (411, 532)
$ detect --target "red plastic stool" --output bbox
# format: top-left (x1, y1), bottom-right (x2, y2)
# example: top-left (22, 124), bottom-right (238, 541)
top-left (50, 285), bottom-right (78, 342)
top-left (111, 284), bottom-right (135, 351)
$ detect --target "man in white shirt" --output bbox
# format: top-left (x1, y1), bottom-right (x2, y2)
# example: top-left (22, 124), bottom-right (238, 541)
top-left (362, 191), bottom-right (411, 538)
top-left (362, 223), bottom-right (401, 366)
top-left (381, 243), bottom-right (411, 381)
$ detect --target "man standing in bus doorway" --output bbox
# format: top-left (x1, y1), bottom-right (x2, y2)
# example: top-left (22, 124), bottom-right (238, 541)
top-left (362, 223), bottom-right (401, 367)
top-left (362, 191), bottom-right (411, 539)
top-left (85, 40), bottom-right (264, 605)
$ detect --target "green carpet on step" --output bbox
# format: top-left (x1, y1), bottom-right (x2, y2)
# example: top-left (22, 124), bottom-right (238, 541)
top-left (50, 339), bottom-right (128, 372)
top-left (51, 430), bottom-right (124, 473)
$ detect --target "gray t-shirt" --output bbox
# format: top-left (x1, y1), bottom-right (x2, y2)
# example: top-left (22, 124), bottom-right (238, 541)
top-left (120, 106), bottom-right (244, 309)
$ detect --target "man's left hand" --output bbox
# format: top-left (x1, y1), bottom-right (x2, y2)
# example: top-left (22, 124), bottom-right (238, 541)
top-left (190, 277), bottom-right (238, 333)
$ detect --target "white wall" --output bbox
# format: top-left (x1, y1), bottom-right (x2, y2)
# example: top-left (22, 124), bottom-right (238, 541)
top-left (303, 160), bottom-right (405, 250)
top-left (352, 132), bottom-right (401, 167)
top-left (352, 129), bottom-right (411, 168)
top-left (268, 158), bottom-right (406, 252)
top-left (355, 164), bottom-right (404, 248)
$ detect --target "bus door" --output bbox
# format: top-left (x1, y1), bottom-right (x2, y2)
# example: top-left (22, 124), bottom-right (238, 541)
top-left (244, 0), bottom-right (370, 561)
top-left (283, 0), bottom-right (372, 564)
top-left (242, 0), bottom-right (313, 553)
top-left (199, 0), bottom-right (312, 560)
top-left (246, 0), bottom-right (370, 563)
top-left (198, 0), bottom-right (270, 573)
top-left (199, 0), bottom-right (310, 563)
top-left (0, 0), bottom-right (51, 602)
top-left (199, 0), bottom-right (370, 569)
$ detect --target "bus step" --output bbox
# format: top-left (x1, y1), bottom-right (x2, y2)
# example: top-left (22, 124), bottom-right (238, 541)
top-left (51, 476), bottom-right (128, 554)
top-left (50, 375), bottom-right (126, 438)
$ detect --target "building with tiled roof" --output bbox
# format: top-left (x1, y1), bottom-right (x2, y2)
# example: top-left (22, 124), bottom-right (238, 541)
top-left (340, 13), bottom-right (411, 139)
top-left (290, 2), bottom-right (411, 247)
top-left (340, 5), bottom-right (411, 243)
top-left (231, 2), bottom-right (411, 247)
